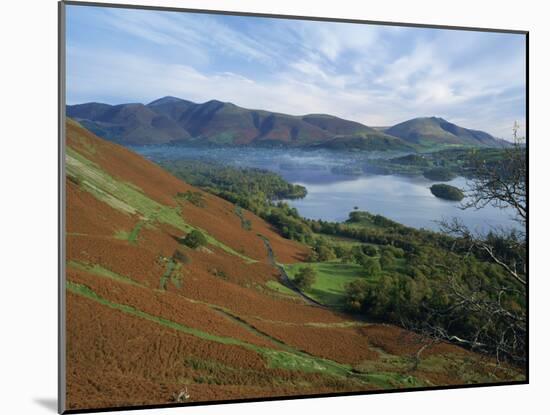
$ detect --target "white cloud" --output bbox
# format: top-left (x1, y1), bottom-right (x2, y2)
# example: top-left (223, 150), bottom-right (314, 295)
top-left (67, 7), bottom-right (526, 139)
top-left (99, 8), bottom-right (278, 65)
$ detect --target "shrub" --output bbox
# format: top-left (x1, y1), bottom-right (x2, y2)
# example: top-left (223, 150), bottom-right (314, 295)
top-left (182, 230), bottom-right (207, 249)
top-left (316, 245), bottom-right (335, 261)
top-left (306, 251), bottom-right (319, 262)
top-left (68, 174), bottom-right (82, 186)
top-left (380, 251), bottom-right (395, 271)
top-left (294, 266), bottom-right (316, 290)
top-left (210, 268), bottom-right (228, 280)
top-left (361, 257), bottom-right (381, 276)
top-left (379, 250), bottom-right (396, 270)
top-left (177, 191), bottom-right (206, 207)
top-left (353, 252), bottom-right (368, 266)
top-left (363, 245), bottom-right (378, 257)
top-left (334, 245), bottom-right (353, 263)
top-left (173, 250), bottom-right (191, 264)
top-left (345, 279), bottom-right (369, 311)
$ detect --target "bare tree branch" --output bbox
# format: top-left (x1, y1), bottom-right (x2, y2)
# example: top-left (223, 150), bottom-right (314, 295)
top-left (412, 127), bottom-right (527, 366)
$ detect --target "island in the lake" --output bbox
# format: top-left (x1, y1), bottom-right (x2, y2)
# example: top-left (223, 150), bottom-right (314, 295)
top-left (430, 183), bottom-right (465, 201)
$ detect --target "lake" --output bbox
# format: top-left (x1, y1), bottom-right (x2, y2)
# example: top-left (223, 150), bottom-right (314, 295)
top-left (132, 145), bottom-right (518, 233)
top-left (284, 175), bottom-right (517, 232)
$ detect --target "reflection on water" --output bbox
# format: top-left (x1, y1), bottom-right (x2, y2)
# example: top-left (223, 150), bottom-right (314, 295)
top-left (133, 145), bottom-right (518, 233)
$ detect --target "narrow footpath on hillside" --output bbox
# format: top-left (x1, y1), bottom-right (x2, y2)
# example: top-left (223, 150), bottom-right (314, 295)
top-left (258, 235), bottom-right (327, 308)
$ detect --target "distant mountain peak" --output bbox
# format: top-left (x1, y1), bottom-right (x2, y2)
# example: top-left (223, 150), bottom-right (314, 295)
top-left (147, 96), bottom-right (192, 106)
top-left (413, 116), bottom-right (447, 122)
top-left (386, 117), bottom-right (500, 148)
top-left (203, 99), bottom-right (227, 106)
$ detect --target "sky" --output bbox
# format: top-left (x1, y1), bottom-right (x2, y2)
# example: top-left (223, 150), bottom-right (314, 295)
top-left (65, 5), bottom-right (527, 139)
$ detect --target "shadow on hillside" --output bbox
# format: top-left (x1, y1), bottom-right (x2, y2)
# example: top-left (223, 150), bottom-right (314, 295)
top-left (169, 233), bottom-right (183, 244)
top-left (292, 251), bottom-right (310, 263)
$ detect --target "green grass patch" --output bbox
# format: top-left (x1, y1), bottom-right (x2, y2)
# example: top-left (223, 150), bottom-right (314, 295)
top-left (159, 258), bottom-right (184, 290)
top-left (235, 206), bottom-right (252, 231)
top-left (304, 321), bottom-right (370, 328)
top-left (265, 280), bottom-right (300, 298)
top-left (114, 220), bottom-right (147, 244)
top-left (176, 190), bottom-right (206, 208)
top-left (128, 220), bottom-right (145, 244)
top-left (263, 349), bottom-right (425, 388)
top-left (67, 260), bottom-right (142, 286)
top-left (284, 261), bottom-right (376, 307)
top-left (171, 269), bottom-right (183, 289)
top-left (364, 372), bottom-right (424, 389)
top-left (114, 230), bottom-right (130, 240)
top-left (262, 349), bottom-right (348, 374)
top-left (314, 232), bottom-right (363, 247)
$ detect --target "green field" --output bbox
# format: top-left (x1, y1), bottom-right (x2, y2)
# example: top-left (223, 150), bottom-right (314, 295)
top-left (284, 261), bottom-right (376, 307)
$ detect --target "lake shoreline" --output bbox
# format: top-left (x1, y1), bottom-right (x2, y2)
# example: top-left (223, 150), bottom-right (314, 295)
top-left (133, 145), bottom-right (516, 233)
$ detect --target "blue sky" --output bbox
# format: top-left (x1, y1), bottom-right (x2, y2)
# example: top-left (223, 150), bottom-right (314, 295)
top-left (66, 5), bottom-right (526, 139)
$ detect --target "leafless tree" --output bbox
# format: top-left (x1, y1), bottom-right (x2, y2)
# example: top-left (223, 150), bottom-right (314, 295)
top-left (411, 123), bottom-right (527, 366)
top-left (462, 121), bottom-right (526, 228)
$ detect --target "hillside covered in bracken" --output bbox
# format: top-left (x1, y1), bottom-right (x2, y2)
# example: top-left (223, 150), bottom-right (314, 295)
top-left (65, 119), bottom-right (523, 411)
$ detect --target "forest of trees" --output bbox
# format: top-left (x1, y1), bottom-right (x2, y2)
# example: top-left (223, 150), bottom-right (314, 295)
top-left (161, 160), bottom-right (306, 206)
top-left (423, 167), bottom-right (456, 181)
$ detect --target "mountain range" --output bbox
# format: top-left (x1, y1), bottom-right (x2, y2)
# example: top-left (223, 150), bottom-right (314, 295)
top-left (67, 96), bottom-right (505, 150)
